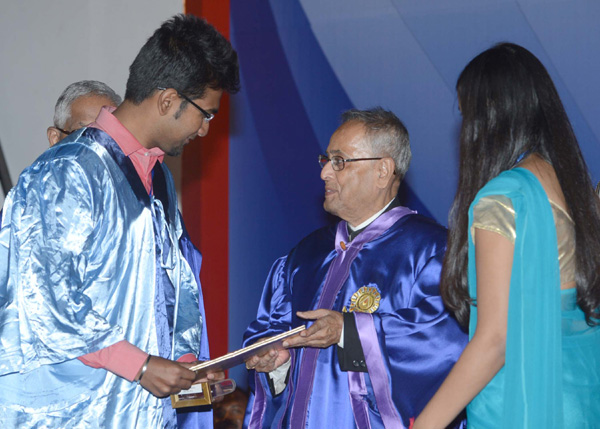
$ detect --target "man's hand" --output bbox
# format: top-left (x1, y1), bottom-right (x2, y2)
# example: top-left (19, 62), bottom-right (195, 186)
top-left (138, 355), bottom-right (197, 398)
top-left (245, 342), bottom-right (291, 373)
top-left (179, 361), bottom-right (226, 383)
top-left (282, 309), bottom-right (343, 349)
top-left (177, 362), bottom-right (227, 402)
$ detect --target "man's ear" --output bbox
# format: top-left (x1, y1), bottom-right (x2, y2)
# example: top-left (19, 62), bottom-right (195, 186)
top-left (47, 127), bottom-right (61, 147)
top-left (156, 88), bottom-right (179, 116)
top-left (376, 157), bottom-right (396, 188)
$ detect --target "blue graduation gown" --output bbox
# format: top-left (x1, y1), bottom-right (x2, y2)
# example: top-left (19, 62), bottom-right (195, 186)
top-left (243, 210), bottom-right (467, 428)
top-left (0, 127), bottom-right (210, 428)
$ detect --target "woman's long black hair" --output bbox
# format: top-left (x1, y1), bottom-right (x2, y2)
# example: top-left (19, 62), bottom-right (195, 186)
top-left (442, 43), bottom-right (600, 326)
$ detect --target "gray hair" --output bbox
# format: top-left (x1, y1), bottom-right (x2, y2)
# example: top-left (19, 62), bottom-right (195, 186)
top-left (341, 107), bottom-right (411, 180)
top-left (53, 80), bottom-right (122, 128)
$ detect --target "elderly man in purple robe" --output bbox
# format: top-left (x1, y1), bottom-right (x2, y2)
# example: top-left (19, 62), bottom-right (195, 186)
top-left (243, 108), bottom-right (467, 429)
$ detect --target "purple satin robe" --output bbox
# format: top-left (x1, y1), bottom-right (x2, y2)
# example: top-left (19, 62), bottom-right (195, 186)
top-left (243, 209), bottom-right (467, 428)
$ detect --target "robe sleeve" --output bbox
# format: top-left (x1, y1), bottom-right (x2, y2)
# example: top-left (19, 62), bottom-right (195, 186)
top-left (0, 158), bottom-right (124, 375)
top-left (243, 256), bottom-right (293, 346)
top-left (243, 256), bottom-right (297, 423)
top-left (178, 216), bottom-right (210, 362)
top-left (354, 249), bottom-right (467, 423)
top-left (177, 221), bottom-right (213, 429)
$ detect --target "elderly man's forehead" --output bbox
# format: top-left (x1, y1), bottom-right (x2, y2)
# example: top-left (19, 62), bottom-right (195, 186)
top-left (336, 119), bottom-right (366, 134)
top-left (329, 122), bottom-right (368, 150)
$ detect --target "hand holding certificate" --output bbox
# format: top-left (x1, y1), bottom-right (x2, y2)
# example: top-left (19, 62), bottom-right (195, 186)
top-left (244, 336), bottom-right (292, 373)
top-left (171, 326), bottom-right (305, 408)
top-left (189, 325), bottom-right (305, 377)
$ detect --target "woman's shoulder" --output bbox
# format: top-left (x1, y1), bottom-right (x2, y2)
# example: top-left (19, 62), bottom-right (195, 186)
top-left (476, 168), bottom-right (539, 201)
top-left (473, 168), bottom-right (554, 230)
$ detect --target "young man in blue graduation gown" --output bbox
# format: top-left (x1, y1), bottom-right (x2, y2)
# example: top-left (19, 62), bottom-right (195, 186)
top-left (244, 108), bottom-right (467, 428)
top-left (0, 15), bottom-right (239, 428)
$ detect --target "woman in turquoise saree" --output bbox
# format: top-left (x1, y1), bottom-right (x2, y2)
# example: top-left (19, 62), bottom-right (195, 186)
top-left (414, 43), bottom-right (600, 428)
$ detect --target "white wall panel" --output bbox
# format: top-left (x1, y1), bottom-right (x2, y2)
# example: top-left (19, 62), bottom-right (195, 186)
top-left (0, 0), bottom-right (182, 204)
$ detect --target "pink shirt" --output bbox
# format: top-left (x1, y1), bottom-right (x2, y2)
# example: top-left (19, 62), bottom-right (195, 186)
top-left (79, 108), bottom-right (195, 382)
top-left (91, 106), bottom-right (164, 194)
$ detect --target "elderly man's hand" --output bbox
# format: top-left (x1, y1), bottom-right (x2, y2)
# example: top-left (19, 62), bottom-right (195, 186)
top-left (282, 310), bottom-right (343, 349)
top-left (245, 344), bottom-right (290, 373)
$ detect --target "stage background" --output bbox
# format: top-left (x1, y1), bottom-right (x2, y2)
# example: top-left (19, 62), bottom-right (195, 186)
top-left (224, 0), bottom-right (600, 388)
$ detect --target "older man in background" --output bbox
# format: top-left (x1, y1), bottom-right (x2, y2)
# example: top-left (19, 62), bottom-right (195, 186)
top-left (244, 108), bottom-right (467, 428)
top-left (0, 81), bottom-right (119, 224)
top-left (47, 80), bottom-right (121, 146)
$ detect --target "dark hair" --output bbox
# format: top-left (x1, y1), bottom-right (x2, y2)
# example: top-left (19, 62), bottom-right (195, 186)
top-left (125, 14), bottom-right (239, 104)
top-left (341, 107), bottom-right (411, 179)
top-left (443, 42), bottom-right (600, 326)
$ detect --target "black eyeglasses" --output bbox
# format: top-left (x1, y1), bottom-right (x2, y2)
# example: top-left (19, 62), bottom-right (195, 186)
top-left (56, 127), bottom-right (72, 136)
top-left (318, 154), bottom-right (383, 171)
top-left (157, 87), bottom-right (214, 122)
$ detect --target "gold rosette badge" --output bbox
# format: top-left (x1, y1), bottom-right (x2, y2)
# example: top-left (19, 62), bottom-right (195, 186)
top-left (347, 286), bottom-right (381, 313)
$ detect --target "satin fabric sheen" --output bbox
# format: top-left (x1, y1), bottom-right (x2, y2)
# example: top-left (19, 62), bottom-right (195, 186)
top-left (243, 212), bottom-right (467, 428)
top-left (0, 128), bottom-right (207, 428)
top-left (290, 207), bottom-right (414, 428)
top-left (466, 168), bottom-right (600, 428)
top-left (471, 195), bottom-right (576, 285)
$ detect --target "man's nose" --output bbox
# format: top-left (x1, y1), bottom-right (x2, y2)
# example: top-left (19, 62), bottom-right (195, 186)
top-left (320, 160), bottom-right (333, 180)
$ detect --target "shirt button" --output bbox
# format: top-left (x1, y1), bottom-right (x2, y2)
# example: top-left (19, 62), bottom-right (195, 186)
top-left (352, 360), bottom-right (359, 367)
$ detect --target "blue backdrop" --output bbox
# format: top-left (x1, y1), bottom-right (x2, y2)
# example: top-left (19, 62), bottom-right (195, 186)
top-left (228, 0), bottom-right (600, 388)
